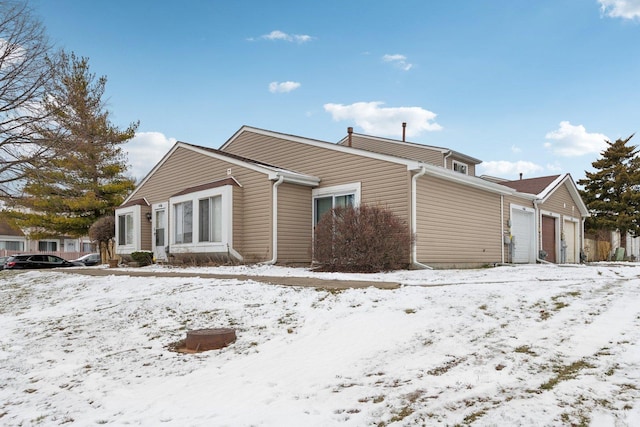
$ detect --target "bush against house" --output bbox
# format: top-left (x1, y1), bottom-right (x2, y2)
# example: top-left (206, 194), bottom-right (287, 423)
top-left (313, 204), bottom-right (412, 272)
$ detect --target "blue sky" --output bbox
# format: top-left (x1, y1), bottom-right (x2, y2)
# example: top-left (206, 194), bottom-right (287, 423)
top-left (32, 0), bottom-right (640, 183)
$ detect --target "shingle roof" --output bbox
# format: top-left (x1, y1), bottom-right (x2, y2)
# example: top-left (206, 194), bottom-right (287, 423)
top-left (0, 217), bottom-right (24, 237)
top-left (171, 177), bottom-right (240, 198)
top-left (500, 175), bottom-right (561, 195)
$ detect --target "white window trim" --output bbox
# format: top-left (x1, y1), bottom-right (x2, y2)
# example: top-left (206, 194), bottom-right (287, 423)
top-left (452, 160), bottom-right (468, 175)
top-left (115, 205), bottom-right (142, 254)
top-left (169, 185), bottom-right (233, 254)
top-left (312, 182), bottom-right (361, 200)
top-left (312, 182), bottom-right (361, 226)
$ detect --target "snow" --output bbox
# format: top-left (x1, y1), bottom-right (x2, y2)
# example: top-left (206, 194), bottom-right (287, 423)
top-left (1, 263), bottom-right (639, 426)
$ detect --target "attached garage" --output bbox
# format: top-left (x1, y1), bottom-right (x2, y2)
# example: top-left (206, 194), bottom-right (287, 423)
top-left (511, 205), bottom-right (536, 263)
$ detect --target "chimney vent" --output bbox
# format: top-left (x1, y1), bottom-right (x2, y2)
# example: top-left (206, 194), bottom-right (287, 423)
top-left (347, 127), bottom-right (353, 147)
top-left (402, 122), bottom-right (407, 142)
top-left (519, 173), bottom-right (523, 180)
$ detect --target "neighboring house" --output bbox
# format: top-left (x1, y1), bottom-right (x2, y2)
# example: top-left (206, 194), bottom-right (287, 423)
top-left (0, 215), bottom-right (93, 257)
top-left (0, 217), bottom-right (26, 252)
top-left (116, 125), bottom-right (589, 268)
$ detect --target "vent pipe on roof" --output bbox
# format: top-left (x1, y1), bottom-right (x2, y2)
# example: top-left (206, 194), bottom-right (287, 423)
top-left (402, 122), bottom-right (407, 142)
top-left (519, 173), bottom-right (523, 180)
top-left (347, 127), bottom-right (353, 147)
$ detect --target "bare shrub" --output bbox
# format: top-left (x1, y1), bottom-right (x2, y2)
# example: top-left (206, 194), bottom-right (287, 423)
top-left (313, 204), bottom-right (412, 272)
top-left (88, 215), bottom-right (114, 261)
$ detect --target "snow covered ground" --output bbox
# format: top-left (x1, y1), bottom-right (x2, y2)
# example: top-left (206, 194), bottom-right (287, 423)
top-left (1, 263), bottom-right (639, 426)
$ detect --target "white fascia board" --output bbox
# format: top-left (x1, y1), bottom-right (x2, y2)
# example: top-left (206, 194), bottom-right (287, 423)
top-left (421, 163), bottom-right (516, 195)
top-left (223, 126), bottom-right (423, 171)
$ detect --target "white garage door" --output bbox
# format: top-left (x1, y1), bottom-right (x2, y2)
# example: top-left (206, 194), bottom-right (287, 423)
top-left (511, 207), bottom-right (535, 263)
top-left (564, 220), bottom-right (577, 263)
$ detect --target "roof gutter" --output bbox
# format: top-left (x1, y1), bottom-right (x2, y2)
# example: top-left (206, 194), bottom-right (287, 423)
top-left (261, 175), bottom-right (285, 265)
top-left (411, 166), bottom-right (432, 269)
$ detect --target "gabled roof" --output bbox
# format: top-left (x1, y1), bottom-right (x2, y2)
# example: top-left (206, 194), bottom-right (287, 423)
top-left (120, 198), bottom-right (149, 208)
top-left (0, 217), bottom-right (24, 237)
top-left (123, 141), bottom-right (321, 205)
top-left (504, 174), bottom-right (589, 216)
top-left (501, 175), bottom-right (561, 194)
top-left (336, 132), bottom-right (482, 165)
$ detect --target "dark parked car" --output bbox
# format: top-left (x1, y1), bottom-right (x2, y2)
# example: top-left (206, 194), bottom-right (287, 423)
top-left (0, 256), bottom-right (9, 270)
top-left (71, 253), bottom-right (101, 266)
top-left (4, 254), bottom-right (82, 269)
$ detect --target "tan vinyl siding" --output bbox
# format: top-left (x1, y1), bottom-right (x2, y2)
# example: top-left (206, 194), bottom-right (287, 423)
top-left (133, 146), bottom-right (272, 262)
top-left (140, 206), bottom-right (152, 251)
top-left (346, 135), bottom-right (445, 166)
top-left (540, 183), bottom-right (581, 219)
top-left (232, 184), bottom-right (244, 254)
top-left (241, 177), bottom-right (273, 262)
top-left (416, 175), bottom-right (502, 267)
top-left (224, 131), bottom-right (411, 223)
top-left (277, 182), bottom-right (312, 264)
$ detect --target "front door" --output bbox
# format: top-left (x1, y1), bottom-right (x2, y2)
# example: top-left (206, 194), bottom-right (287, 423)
top-left (152, 203), bottom-right (168, 262)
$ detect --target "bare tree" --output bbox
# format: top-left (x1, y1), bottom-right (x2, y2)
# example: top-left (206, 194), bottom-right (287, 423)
top-left (0, 0), bottom-right (55, 199)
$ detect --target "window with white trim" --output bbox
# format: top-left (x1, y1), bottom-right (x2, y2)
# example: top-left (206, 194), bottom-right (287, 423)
top-left (174, 201), bottom-right (193, 244)
top-left (312, 183), bottom-right (361, 225)
top-left (199, 195), bottom-right (222, 242)
top-left (118, 212), bottom-right (134, 246)
top-left (169, 184), bottom-right (233, 254)
top-left (453, 160), bottom-right (468, 175)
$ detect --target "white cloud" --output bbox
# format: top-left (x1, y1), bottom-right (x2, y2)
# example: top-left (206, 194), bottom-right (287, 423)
top-left (511, 145), bottom-right (522, 153)
top-left (323, 101), bottom-right (442, 137)
top-left (478, 160), bottom-right (544, 178)
top-left (382, 54), bottom-right (413, 71)
top-left (268, 81), bottom-right (301, 93)
top-left (124, 132), bottom-right (176, 181)
top-left (599, 0), bottom-right (640, 20)
top-left (544, 121), bottom-right (608, 157)
top-left (251, 30), bottom-right (314, 43)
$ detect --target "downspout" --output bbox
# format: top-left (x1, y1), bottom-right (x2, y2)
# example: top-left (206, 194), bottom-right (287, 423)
top-left (411, 166), bottom-right (432, 269)
top-left (533, 199), bottom-right (552, 264)
top-left (500, 195), bottom-right (504, 264)
top-left (262, 175), bottom-right (285, 265)
top-left (443, 150), bottom-right (452, 169)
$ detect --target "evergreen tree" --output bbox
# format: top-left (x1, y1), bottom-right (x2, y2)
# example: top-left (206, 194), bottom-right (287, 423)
top-left (578, 134), bottom-right (640, 245)
top-left (9, 52), bottom-right (138, 238)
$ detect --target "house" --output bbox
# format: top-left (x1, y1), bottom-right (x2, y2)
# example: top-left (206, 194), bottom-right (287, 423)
top-left (115, 125), bottom-right (588, 268)
top-left (0, 215), bottom-right (93, 257)
top-left (0, 217), bottom-right (26, 252)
